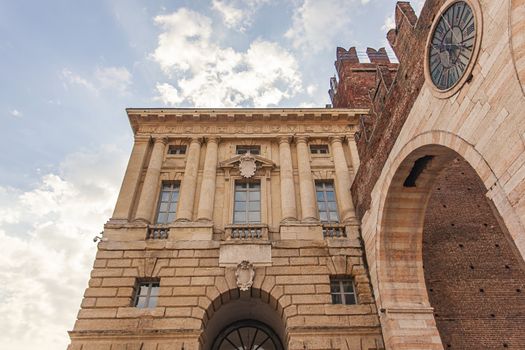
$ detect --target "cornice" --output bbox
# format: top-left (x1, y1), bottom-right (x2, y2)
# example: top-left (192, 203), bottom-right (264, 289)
top-left (126, 108), bottom-right (368, 134)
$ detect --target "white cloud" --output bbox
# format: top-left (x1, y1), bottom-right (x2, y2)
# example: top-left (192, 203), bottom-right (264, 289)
top-left (61, 68), bottom-right (97, 93)
top-left (285, 0), bottom-right (361, 54)
top-left (381, 13), bottom-right (395, 32)
top-left (212, 0), bottom-right (245, 30)
top-left (10, 109), bottom-right (22, 117)
top-left (211, 0), bottom-right (270, 32)
top-left (306, 84), bottom-right (317, 96)
top-left (152, 8), bottom-right (303, 107)
top-left (0, 145), bottom-right (127, 349)
top-left (155, 82), bottom-right (183, 105)
top-left (61, 66), bottom-right (132, 95)
top-left (95, 66), bottom-right (133, 95)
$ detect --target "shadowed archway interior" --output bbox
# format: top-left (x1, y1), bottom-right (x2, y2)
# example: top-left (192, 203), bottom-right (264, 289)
top-left (423, 158), bottom-right (525, 348)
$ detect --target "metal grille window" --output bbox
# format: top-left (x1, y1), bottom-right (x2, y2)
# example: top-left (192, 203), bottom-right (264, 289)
top-left (315, 180), bottom-right (339, 222)
top-left (330, 277), bottom-right (357, 305)
top-left (212, 320), bottom-right (283, 350)
top-left (310, 144), bottom-right (329, 154)
top-left (167, 145), bottom-right (187, 155)
top-left (133, 280), bottom-right (160, 308)
top-left (236, 145), bottom-right (260, 155)
top-left (156, 181), bottom-right (180, 224)
top-left (233, 181), bottom-right (261, 224)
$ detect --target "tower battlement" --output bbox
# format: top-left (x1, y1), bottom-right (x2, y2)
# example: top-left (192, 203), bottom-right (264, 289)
top-left (329, 47), bottom-right (398, 110)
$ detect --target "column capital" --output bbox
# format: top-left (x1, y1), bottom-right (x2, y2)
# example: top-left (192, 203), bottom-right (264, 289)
top-left (205, 136), bottom-right (221, 144)
top-left (295, 135), bottom-right (309, 144)
top-left (278, 135), bottom-right (293, 145)
top-left (153, 135), bottom-right (169, 144)
top-left (135, 135), bottom-right (152, 143)
top-left (329, 135), bottom-right (345, 144)
top-left (346, 133), bottom-right (358, 142)
top-left (190, 137), bottom-right (203, 145)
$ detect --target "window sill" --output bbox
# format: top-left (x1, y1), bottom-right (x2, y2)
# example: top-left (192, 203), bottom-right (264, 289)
top-left (116, 306), bottom-right (165, 318)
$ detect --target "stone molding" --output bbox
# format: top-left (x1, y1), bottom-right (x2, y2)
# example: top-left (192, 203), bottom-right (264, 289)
top-left (510, 0), bottom-right (525, 95)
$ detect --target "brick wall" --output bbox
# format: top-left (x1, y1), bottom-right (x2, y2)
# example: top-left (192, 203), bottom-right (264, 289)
top-left (329, 47), bottom-right (398, 110)
top-left (423, 159), bottom-right (525, 348)
top-left (350, 0), bottom-right (446, 220)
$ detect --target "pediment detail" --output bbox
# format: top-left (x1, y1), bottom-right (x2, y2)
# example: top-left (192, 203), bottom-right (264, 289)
top-left (219, 154), bottom-right (275, 169)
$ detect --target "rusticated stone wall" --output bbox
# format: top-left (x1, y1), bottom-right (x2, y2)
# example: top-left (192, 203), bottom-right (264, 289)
top-left (68, 239), bottom-right (383, 350)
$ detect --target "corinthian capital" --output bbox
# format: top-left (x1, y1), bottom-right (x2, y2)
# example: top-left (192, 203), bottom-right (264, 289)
top-left (329, 136), bottom-right (344, 144)
top-left (153, 135), bottom-right (169, 144)
top-left (205, 136), bottom-right (220, 144)
top-left (278, 136), bottom-right (293, 145)
top-left (190, 136), bottom-right (203, 145)
top-left (295, 135), bottom-right (309, 144)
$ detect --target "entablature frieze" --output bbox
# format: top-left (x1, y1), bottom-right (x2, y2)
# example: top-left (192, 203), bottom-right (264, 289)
top-left (128, 108), bottom-right (367, 136)
top-left (127, 107), bottom-right (366, 124)
top-left (135, 129), bottom-right (355, 141)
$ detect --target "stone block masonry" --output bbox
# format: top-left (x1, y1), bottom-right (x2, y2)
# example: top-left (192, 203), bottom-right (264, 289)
top-left (69, 239), bottom-right (384, 350)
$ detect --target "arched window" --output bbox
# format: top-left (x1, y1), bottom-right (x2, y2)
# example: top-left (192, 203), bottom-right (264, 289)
top-left (212, 320), bottom-right (284, 350)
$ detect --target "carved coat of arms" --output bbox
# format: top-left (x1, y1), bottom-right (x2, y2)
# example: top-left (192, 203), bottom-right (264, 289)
top-left (239, 152), bottom-right (257, 178)
top-left (235, 260), bottom-right (255, 291)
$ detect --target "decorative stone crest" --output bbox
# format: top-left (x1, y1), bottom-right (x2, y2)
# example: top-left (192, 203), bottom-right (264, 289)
top-left (235, 260), bottom-right (255, 291)
top-left (239, 152), bottom-right (257, 178)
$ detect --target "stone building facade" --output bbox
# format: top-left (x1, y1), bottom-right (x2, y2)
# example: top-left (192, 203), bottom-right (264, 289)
top-left (67, 109), bottom-right (385, 350)
top-left (68, 0), bottom-right (525, 349)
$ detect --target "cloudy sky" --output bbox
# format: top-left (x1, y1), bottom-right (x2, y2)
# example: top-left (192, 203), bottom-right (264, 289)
top-left (0, 0), bottom-right (423, 348)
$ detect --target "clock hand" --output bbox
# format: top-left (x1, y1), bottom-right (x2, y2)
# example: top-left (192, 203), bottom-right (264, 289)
top-left (440, 13), bottom-right (462, 46)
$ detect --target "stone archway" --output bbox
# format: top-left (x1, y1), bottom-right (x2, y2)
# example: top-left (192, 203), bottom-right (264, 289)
top-left (372, 135), bottom-right (525, 349)
top-left (199, 287), bottom-right (287, 350)
top-left (510, 0), bottom-right (525, 95)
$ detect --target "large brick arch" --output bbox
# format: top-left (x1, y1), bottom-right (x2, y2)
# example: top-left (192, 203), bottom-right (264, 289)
top-left (370, 131), bottom-right (525, 349)
top-left (510, 0), bottom-right (525, 95)
top-left (423, 158), bottom-right (525, 348)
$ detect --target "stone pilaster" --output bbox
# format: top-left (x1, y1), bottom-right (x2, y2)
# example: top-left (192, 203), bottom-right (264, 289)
top-left (295, 136), bottom-right (318, 222)
top-left (347, 134), bottom-right (360, 174)
top-left (111, 135), bottom-right (151, 221)
top-left (134, 136), bottom-right (168, 223)
top-left (278, 136), bottom-right (297, 222)
top-left (330, 136), bottom-right (356, 224)
top-left (176, 137), bottom-right (202, 222)
top-left (196, 137), bottom-right (219, 222)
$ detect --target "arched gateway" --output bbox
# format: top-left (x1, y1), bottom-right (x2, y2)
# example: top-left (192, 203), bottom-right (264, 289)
top-left (375, 143), bottom-right (525, 349)
top-left (200, 288), bottom-right (286, 350)
top-left (211, 320), bottom-right (283, 350)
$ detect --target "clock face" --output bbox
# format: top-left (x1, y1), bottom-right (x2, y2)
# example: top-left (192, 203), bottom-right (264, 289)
top-left (429, 1), bottom-right (476, 90)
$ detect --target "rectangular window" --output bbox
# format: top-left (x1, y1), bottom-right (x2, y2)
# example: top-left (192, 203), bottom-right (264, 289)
top-left (156, 181), bottom-right (180, 224)
top-left (233, 180), bottom-right (261, 224)
top-left (310, 144), bottom-right (329, 154)
top-left (133, 280), bottom-right (160, 308)
top-left (316, 180), bottom-right (339, 222)
top-left (330, 277), bottom-right (357, 305)
top-left (167, 145), bottom-right (187, 155)
top-left (236, 145), bottom-right (260, 155)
